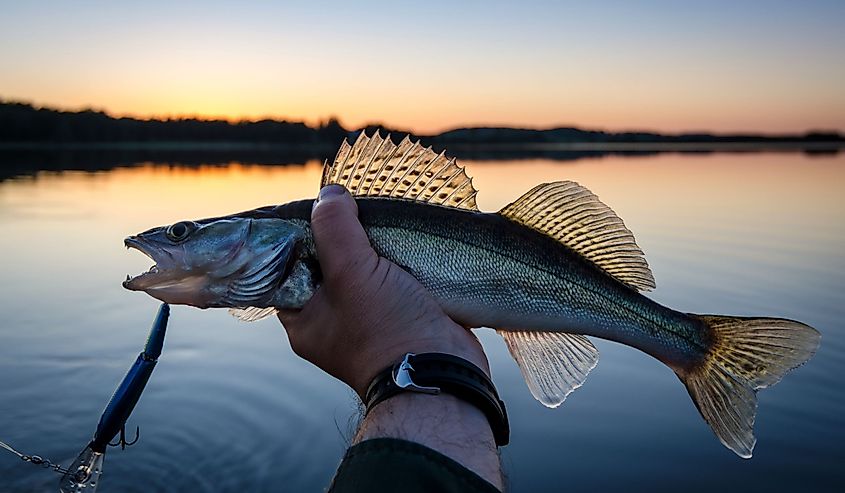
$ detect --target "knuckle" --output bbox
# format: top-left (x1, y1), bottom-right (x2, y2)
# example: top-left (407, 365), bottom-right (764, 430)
top-left (311, 202), bottom-right (347, 232)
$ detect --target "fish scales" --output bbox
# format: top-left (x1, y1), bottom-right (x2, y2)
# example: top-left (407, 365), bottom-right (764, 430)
top-left (274, 198), bottom-right (708, 368)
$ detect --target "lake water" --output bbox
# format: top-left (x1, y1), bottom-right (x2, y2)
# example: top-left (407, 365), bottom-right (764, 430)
top-left (0, 151), bottom-right (843, 492)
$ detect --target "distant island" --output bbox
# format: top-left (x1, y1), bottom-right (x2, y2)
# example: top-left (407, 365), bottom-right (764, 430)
top-left (0, 99), bottom-right (842, 179)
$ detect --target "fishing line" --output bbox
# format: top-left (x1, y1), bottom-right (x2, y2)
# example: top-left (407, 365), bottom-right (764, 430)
top-left (0, 439), bottom-right (72, 475)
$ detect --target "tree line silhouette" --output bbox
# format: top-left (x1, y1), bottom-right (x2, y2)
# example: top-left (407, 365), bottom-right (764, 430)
top-left (0, 101), bottom-right (347, 145)
top-left (2, 100), bottom-right (841, 147)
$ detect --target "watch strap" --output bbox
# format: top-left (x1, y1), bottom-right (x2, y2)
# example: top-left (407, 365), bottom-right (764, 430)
top-left (364, 353), bottom-right (510, 446)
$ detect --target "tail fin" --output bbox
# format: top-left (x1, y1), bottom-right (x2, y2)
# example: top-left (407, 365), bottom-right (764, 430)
top-left (678, 315), bottom-right (820, 458)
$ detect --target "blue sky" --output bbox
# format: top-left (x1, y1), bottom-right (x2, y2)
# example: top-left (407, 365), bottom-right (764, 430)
top-left (1, 1), bottom-right (843, 132)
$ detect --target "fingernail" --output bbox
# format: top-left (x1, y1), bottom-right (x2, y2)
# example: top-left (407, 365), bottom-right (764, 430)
top-left (318, 184), bottom-right (346, 202)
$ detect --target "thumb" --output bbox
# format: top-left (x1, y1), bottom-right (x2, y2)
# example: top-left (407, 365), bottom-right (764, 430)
top-left (311, 185), bottom-right (376, 282)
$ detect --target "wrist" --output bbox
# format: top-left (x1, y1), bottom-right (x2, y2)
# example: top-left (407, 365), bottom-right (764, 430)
top-left (348, 322), bottom-right (489, 399)
top-left (363, 352), bottom-right (509, 446)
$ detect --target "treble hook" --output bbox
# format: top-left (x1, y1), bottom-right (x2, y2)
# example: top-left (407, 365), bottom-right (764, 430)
top-left (108, 424), bottom-right (140, 450)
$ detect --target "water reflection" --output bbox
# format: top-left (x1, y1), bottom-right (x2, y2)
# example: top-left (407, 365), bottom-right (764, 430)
top-left (0, 152), bottom-right (843, 492)
top-left (2, 145), bottom-right (838, 181)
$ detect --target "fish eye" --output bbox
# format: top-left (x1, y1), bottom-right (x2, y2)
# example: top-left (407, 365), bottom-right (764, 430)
top-left (165, 221), bottom-right (195, 242)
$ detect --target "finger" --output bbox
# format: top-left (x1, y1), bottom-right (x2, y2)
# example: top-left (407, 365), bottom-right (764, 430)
top-left (276, 285), bottom-right (327, 328)
top-left (276, 308), bottom-right (314, 358)
top-left (276, 287), bottom-right (332, 338)
top-left (310, 185), bottom-right (376, 281)
top-left (276, 308), bottom-right (301, 328)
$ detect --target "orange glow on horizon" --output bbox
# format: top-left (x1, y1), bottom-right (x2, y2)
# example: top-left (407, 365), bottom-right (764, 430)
top-left (10, 95), bottom-right (844, 136)
top-left (3, 3), bottom-right (843, 135)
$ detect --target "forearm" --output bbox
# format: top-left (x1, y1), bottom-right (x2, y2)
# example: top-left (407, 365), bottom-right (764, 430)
top-left (355, 392), bottom-right (504, 490)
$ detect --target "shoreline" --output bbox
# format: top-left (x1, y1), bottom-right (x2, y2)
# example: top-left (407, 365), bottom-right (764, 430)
top-left (0, 140), bottom-right (842, 152)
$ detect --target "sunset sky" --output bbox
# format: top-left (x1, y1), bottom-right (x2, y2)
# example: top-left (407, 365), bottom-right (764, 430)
top-left (1, 0), bottom-right (843, 134)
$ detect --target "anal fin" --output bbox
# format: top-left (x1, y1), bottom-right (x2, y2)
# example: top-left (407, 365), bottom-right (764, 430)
top-left (498, 330), bottom-right (599, 408)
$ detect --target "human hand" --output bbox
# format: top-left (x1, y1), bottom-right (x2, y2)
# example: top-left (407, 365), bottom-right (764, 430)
top-left (277, 185), bottom-right (489, 399)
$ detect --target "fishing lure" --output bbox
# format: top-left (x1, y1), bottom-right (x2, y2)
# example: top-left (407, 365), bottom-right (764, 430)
top-left (58, 302), bottom-right (169, 492)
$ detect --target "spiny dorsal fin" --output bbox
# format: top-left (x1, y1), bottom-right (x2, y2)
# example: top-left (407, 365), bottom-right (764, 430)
top-left (498, 329), bottom-right (599, 407)
top-left (321, 131), bottom-right (479, 210)
top-left (499, 181), bottom-right (656, 292)
top-left (228, 306), bottom-right (278, 322)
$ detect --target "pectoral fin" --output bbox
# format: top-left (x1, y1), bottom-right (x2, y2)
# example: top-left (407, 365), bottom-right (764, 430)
top-left (228, 307), bottom-right (278, 322)
top-left (498, 330), bottom-right (599, 407)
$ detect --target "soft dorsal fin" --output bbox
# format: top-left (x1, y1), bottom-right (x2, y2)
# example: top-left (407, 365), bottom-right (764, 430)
top-left (321, 132), bottom-right (479, 210)
top-left (499, 181), bottom-right (656, 292)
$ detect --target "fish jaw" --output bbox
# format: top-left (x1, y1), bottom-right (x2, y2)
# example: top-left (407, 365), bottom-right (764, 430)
top-left (122, 235), bottom-right (225, 307)
top-left (122, 235), bottom-right (178, 290)
top-left (123, 236), bottom-right (173, 291)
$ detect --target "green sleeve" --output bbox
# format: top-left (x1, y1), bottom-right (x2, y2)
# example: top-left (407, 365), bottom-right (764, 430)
top-left (328, 438), bottom-right (502, 493)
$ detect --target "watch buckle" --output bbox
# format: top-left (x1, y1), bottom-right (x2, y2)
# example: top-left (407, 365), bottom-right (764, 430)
top-left (392, 353), bottom-right (440, 395)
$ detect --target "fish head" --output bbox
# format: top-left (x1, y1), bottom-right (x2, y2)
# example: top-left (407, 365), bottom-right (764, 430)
top-left (123, 217), bottom-right (304, 308)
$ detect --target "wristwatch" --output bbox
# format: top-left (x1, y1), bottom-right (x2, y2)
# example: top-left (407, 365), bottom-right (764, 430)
top-left (363, 353), bottom-right (510, 446)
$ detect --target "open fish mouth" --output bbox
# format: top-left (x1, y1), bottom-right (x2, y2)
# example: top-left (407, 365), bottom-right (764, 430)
top-left (123, 237), bottom-right (169, 290)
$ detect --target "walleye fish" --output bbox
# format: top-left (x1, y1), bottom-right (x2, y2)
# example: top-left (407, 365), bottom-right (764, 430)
top-left (123, 132), bottom-right (819, 458)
